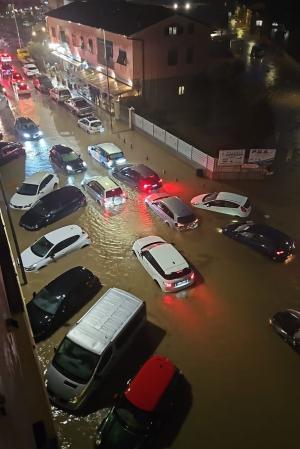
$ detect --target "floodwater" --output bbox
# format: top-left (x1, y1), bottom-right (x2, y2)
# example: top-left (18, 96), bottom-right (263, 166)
top-left (1, 77), bottom-right (300, 449)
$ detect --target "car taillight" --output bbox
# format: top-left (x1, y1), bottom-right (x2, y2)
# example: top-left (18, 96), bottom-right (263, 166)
top-left (175, 222), bottom-right (184, 228)
top-left (190, 272), bottom-right (195, 280)
top-left (143, 183), bottom-right (151, 190)
top-left (276, 250), bottom-right (285, 255)
top-left (158, 178), bottom-right (162, 184)
top-left (165, 282), bottom-right (173, 288)
top-left (240, 206), bottom-right (247, 212)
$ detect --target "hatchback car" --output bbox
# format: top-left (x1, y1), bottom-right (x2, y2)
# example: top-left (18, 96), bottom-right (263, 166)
top-left (14, 81), bottom-right (32, 97)
top-left (20, 224), bottom-right (91, 272)
top-left (27, 266), bottom-right (101, 341)
top-left (95, 355), bottom-right (182, 448)
top-left (145, 193), bottom-right (198, 231)
top-left (49, 144), bottom-right (87, 173)
top-left (77, 115), bottom-right (104, 134)
top-left (23, 63), bottom-right (40, 77)
top-left (15, 117), bottom-right (42, 140)
top-left (33, 74), bottom-right (53, 93)
top-left (191, 192), bottom-right (251, 218)
top-left (133, 236), bottom-right (194, 292)
top-left (19, 185), bottom-right (86, 231)
top-left (88, 143), bottom-right (126, 169)
top-left (222, 222), bottom-right (295, 262)
top-left (269, 310), bottom-right (300, 347)
top-left (10, 172), bottom-right (59, 210)
top-left (82, 176), bottom-right (125, 208)
top-left (0, 141), bottom-right (25, 165)
top-left (112, 164), bottom-right (162, 192)
top-left (64, 96), bottom-right (93, 117)
top-left (49, 87), bottom-right (72, 103)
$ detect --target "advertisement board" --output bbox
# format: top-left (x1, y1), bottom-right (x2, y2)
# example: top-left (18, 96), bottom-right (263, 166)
top-left (218, 149), bottom-right (245, 166)
top-left (248, 149), bottom-right (276, 163)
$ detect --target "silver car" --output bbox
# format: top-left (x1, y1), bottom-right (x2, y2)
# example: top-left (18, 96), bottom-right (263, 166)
top-left (145, 193), bottom-right (198, 231)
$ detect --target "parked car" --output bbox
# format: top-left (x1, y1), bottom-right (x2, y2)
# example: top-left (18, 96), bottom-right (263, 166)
top-left (27, 266), bottom-right (101, 341)
top-left (20, 224), bottom-right (91, 272)
top-left (88, 142), bottom-right (126, 168)
top-left (64, 96), bottom-right (94, 117)
top-left (77, 115), bottom-right (104, 134)
top-left (0, 141), bottom-right (25, 165)
top-left (17, 48), bottom-right (30, 61)
top-left (49, 87), bottom-right (72, 103)
top-left (10, 172), bottom-right (59, 210)
top-left (145, 193), bottom-right (198, 231)
top-left (250, 44), bottom-right (265, 59)
top-left (132, 235), bottom-right (195, 292)
top-left (33, 74), bottom-right (53, 93)
top-left (49, 144), bottom-right (87, 173)
top-left (222, 222), bottom-right (295, 262)
top-left (95, 355), bottom-right (182, 448)
top-left (22, 63), bottom-right (40, 77)
top-left (0, 53), bottom-right (12, 64)
top-left (0, 63), bottom-right (13, 77)
top-left (191, 192), bottom-right (251, 218)
top-left (15, 117), bottom-right (42, 140)
top-left (10, 72), bottom-right (24, 86)
top-left (13, 81), bottom-right (32, 97)
top-left (269, 310), bottom-right (300, 347)
top-left (112, 163), bottom-right (162, 192)
top-left (82, 176), bottom-right (125, 208)
top-left (19, 185), bottom-right (86, 231)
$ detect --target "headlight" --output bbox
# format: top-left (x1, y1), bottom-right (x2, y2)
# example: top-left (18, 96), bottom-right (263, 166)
top-left (83, 161), bottom-right (87, 167)
top-left (66, 165), bottom-right (73, 171)
top-left (117, 158), bottom-right (126, 164)
top-left (23, 133), bottom-right (30, 138)
top-left (38, 130), bottom-right (43, 136)
top-left (107, 160), bottom-right (113, 167)
top-left (26, 265), bottom-right (36, 272)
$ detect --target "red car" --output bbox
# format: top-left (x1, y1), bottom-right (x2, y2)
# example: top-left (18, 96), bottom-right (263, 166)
top-left (14, 81), bottom-right (31, 96)
top-left (10, 72), bottom-right (24, 85)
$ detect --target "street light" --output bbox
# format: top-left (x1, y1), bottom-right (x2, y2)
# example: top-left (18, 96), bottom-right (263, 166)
top-left (12, 3), bottom-right (22, 48)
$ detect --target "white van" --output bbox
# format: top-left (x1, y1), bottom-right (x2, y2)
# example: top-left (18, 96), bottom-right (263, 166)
top-left (87, 142), bottom-right (126, 168)
top-left (82, 176), bottom-right (126, 208)
top-left (45, 288), bottom-right (146, 410)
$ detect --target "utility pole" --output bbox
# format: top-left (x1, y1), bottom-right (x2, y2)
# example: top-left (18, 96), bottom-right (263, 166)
top-left (12, 4), bottom-right (22, 49)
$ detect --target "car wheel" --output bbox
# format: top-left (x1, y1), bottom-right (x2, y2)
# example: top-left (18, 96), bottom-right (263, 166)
top-left (165, 221), bottom-right (170, 227)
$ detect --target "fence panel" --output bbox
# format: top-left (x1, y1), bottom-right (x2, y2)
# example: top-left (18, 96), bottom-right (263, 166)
top-left (191, 147), bottom-right (208, 167)
top-left (143, 118), bottom-right (154, 136)
top-left (133, 113), bottom-right (143, 129)
top-left (165, 132), bottom-right (178, 151)
top-left (207, 155), bottom-right (216, 171)
top-left (178, 139), bottom-right (192, 159)
top-left (153, 125), bottom-right (166, 143)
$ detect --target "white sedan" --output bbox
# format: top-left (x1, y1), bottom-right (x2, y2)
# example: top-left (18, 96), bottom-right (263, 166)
top-left (20, 225), bottom-right (91, 272)
top-left (10, 172), bottom-right (59, 210)
top-left (77, 115), bottom-right (104, 134)
top-left (191, 191), bottom-right (251, 218)
top-left (22, 64), bottom-right (40, 77)
top-left (132, 236), bottom-right (194, 292)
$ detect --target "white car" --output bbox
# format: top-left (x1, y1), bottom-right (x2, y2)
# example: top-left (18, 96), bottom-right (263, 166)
top-left (10, 172), bottom-right (59, 210)
top-left (49, 87), bottom-right (72, 103)
top-left (20, 225), bottom-right (91, 272)
top-left (191, 192), bottom-right (251, 218)
top-left (22, 63), bottom-right (40, 77)
top-left (132, 236), bottom-right (195, 292)
top-left (77, 115), bottom-right (104, 134)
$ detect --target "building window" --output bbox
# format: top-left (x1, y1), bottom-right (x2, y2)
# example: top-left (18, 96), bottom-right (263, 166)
top-left (71, 34), bottom-right (76, 46)
top-left (80, 36), bottom-right (84, 49)
top-left (96, 38), bottom-right (114, 68)
top-left (117, 49), bottom-right (127, 65)
top-left (188, 23), bottom-right (194, 34)
top-left (168, 48), bottom-right (178, 66)
top-left (169, 26), bottom-right (178, 35)
top-left (186, 46), bottom-right (194, 64)
top-left (88, 38), bottom-right (93, 53)
top-left (178, 85), bottom-right (185, 95)
top-left (60, 30), bottom-right (67, 43)
top-left (51, 27), bottom-right (56, 38)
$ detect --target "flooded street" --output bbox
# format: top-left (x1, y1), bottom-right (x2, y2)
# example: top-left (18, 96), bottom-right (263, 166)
top-left (1, 77), bottom-right (300, 449)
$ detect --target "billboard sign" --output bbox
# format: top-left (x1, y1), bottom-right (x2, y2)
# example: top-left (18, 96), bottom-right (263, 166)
top-left (248, 149), bottom-right (276, 164)
top-left (218, 149), bottom-right (245, 166)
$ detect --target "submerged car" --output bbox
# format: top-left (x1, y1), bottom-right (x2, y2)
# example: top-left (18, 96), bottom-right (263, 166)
top-left (64, 96), bottom-right (93, 117)
top-left (19, 185), bottom-right (86, 231)
top-left (145, 193), bottom-right (198, 231)
top-left (77, 115), bottom-right (104, 134)
top-left (20, 224), bottom-right (91, 272)
top-left (49, 87), bottom-right (72, 102)
top-left (270, 310), bottom-right (300, 347)
top-left (95, 355), bottom-right (182, 448)
top-left (222, 222), bottom-right (295, 262)
top-left (50, 144), bottom-right (87, 173)
top-left (33, 74), bottom-right (53, 93)
top-left (10, 172), bottom-right (59, 210)
top-left (27, 266), bottom-right (101, 341)
top-left (0, 141), bottom-right (25, 165)
top-left (191, 191), bottom-right (251, 217)
top-left (133, 235), bottom-right (195, 292)
top-left (82, 176), bottom-right (126, 208)
top-left (15, 117), bottom-right (42, 140)
top-left (112, 164), bottom-right (162, 192)
top-left (23, 63), bottom-right (40, 77)
top-left (14, 81), bottom-right (32, 97)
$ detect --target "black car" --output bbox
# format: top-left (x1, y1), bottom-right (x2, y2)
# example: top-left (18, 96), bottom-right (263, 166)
top-left (19, 185), bottom-right (86, 230)
top-left (222, 222), bottom-right (295, 262)
top-left (33, 74), bottom-right (53, 93)
top-left (50, 144), bottom-right (87, 173)
top-left (112, 164), bottom-right (162, 192)
top-left (270, 310), bottom-right (300, 347)
top-left (27, 266), bottom-right (101, 341)
top-left (15, 117), bottom-right (43, 140)
top-left (0, 141), bottom-right (25, 165)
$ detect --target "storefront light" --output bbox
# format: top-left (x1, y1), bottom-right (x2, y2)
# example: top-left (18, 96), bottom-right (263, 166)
top-left (128, 79), bottom-right (133, 87)
top-left (49, 42), bottom-right (59, 50)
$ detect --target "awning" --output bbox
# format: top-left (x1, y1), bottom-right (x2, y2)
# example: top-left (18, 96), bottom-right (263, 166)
top-left (75, 68), bottom-right (134, 97)
top-left (51, 50), bottom-right (82, 67)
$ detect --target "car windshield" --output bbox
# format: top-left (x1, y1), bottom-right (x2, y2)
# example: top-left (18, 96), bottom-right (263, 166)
top-left (106, 188), bottom-right (123, 198)
top-left (74, 100), bottom-right (88, 108)
top-left (61, 152), bottom-right (79, 162)
top-left (91, 121), bottom-right (101, 127)
top-left (203, 192), bottom-right (218, 202)
top-left (31, 199), bottom-right (50, 216)
top-left (110, 152), bottom-right (124, 160)
top-left (60, 90), bottom-right (70, 96)
top-left (53, 338), bottom-right (100, 384)
top-left (32, 288), bottom-right (65, 315)
top-left (164, 267), bottom-right (192, 280)
top-left (177, 214), bottom-right (196, 224)
top-left (31, 236), bottom-right (53, 257)
top-left (18, 183), bottom-right (38, 196)
top-left (22, 123), bottom-right (36, 132)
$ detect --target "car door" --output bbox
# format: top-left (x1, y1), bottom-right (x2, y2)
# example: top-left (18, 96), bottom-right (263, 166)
top-left (50, 235), bottom-right (80, 260)
top-left (122, 168), bottom-right (136, 187)
top-left (223, 200), bottom-right (239, 216)
top-left (207, 199), bottom-right (226, 214)
top-left (38, 174), bottom-right (55, 197)
top-left (153, 201), bottom-right (173, 225)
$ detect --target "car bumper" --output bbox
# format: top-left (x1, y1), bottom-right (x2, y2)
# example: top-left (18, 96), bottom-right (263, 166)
top-left (162, 278), bottom-right (194, 293)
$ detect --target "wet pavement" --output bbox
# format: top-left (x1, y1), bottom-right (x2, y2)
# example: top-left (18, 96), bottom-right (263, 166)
top-left (1, 70), bottom-right (300, 449)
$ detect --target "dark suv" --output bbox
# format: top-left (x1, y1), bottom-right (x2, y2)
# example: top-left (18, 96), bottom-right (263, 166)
top-left (27, 266), bottom-right (101, 341)
top-left (19, 185), bottom-right (86, 230)
top-left (33, 74), bottom-right (53, 93)
top-left (0, 141), bottom-right (25, 165)
top-left (50, 144), bottom-right (87, 173)
top-left (95, 355), bottom-right (182, 448)
top-left (112, 164), bottom-right (162, 192)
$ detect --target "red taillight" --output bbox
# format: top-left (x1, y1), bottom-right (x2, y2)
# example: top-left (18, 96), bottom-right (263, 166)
top-left (190, 272), bottom-right (195, 280)
top-left (143, 183), bottom-right (151, 190)
top-left (240, 206), bottom-right (247, 212)
top-left (159, 178), bottom-right (162, 184)
top-left (165, 282), bottom-right (173, 288)
top-left (276, 250), bottom-right (284, 255)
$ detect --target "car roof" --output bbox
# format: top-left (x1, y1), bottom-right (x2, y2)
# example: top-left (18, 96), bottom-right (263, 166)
top-left (149, 243), bottom-right (188, 274)
top-left (274, 310), bottom-right (300, 334)
top-left (52, 144), bottom-right (74, 153)
top-left (161, 196), bottom-right (193, 217)
top-left (44, 266), bottom-right (94, 296)
top-left (39, 186), bottom-right (82, 207)
top-left (39, 224), bottom-right (83, 245)
top-left (133, 164), bottom-right (157, 177)
top-left (125, 355), bottom-right (176, 412)
top-left (99, 143), bottom-right (123, 155)
top-left (250, 224), bottom-right (292, 243)
top-left (86, 176), bottom-right (119, 190)
top-left (217, 192), bottom-right (248, 204)
top-left (23, 171), bottom-right (51, 184)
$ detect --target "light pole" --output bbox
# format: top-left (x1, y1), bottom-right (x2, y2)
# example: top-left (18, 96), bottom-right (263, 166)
top-left (12, 4), bottom-right (22, 49)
